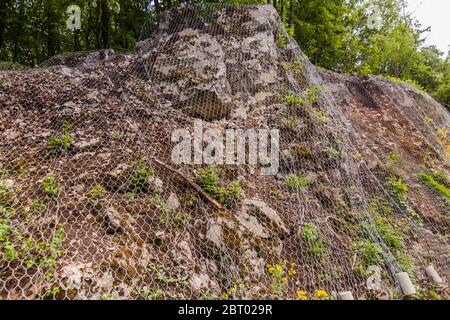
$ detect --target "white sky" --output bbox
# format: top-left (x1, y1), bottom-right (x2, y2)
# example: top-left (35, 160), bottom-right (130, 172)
top-left (406, 0), bottom-right (450, 54)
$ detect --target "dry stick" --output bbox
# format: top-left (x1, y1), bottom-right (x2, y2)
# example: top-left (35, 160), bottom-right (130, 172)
top-left (150, 157), bottom-right (224, 211)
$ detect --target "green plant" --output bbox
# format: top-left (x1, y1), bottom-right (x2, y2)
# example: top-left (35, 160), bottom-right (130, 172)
top-left (111, 130), bottom-right (123, 139)
top-left (141, 287), bottom-right (164, 300)
top-left (386, 176), bottom-right (408, 202)
top-left (88, 184), bottom-right (107, 205)
top-left (429, 169), bottom-right (449, 186)
top-left (303, 87), bottom-right (322, 104)
top-left (0, 184), bottom-right (13, 209)
top-left (282, 57), bottom-right (303, 75)
top-left (194, 168), bottom-right (243, 207)
top-left (276, 27), bottom-right (287, 49)
top-left (355, 239), bottom-right (383, 275)
top-left (386, 152), bottom-right (401, 172)
top-left (285, 174), bottom-right (308, 191)
top-left (219, 181), bottom-right (243, 206)
top-left (47, 133), bottom-right (73, 154)
top-left (160, 212), bottom-right (192, 226)
top-left (312, 109), bottom-right (327, 123)
top-left (42, 173), bottom-right (59, 200)
top-left (374, 217), bottom-right (403, 250)
top-left (323, 146), bottom-right (341, 158)
top-left (267, 261), bottom-right (297, 295)
top-left (299, 223), bottom-right (326, 257)
top-left (280, 93), bottom-right (305, 107)
top-left (418, 172), bottom-right (450, 206)
top-left (44, 286), bottom-right (61, 299)
top-left (129, 159), bottom-right (154, 194)
top-left (368, 196), bottom-right (394, 216)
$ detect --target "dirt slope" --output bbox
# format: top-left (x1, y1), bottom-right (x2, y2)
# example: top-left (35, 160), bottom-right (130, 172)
top-left (0, 4), bottom-right (448, 300)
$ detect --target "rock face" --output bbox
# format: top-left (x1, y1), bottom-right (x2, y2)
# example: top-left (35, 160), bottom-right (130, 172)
top-left (0, 4), bottom-right (449, 300)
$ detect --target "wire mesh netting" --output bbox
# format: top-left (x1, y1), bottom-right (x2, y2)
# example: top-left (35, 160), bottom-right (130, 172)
top-left (0, 4), bottom-right (449, 300)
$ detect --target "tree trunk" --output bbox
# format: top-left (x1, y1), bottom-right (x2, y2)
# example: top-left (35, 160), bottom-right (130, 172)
top-left (289, 0), bottom-right (295, 27)
top-left (280, 0), bottom-right (284, 20)
top-left (101, 0), bottom-right (110, 49)
top-left (154, 0), bottom-right (161, 15)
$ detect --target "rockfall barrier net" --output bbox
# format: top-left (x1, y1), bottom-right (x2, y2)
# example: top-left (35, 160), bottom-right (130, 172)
top-left (0, 4), bottom-right (448, 300)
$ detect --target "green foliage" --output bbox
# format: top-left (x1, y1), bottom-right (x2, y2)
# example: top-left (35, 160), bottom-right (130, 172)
top-left (374, 217), bottom-right (403, 250)
top-left (386, 176), bottom-right (408, 203)
top-left (281, 94), bottom-right (305, 108)
top-left (160, 212), bottom-right (192, 226)
top-left (355, 239), bottom-right (383, 274)
top-left (48, 126), bottom-right (73, 155)
top-left (418, 172), bottom-right (450, 206)
top-left (312, 109), bottom-right (327, 123)
top-left (323, 146), bottom-right (341, 158)
top-left (429, 169), bottom-right (449, 187)
top-left (141, 287), bottom-right (164, 300)
top-left (88, 184), bottom-right (107, 206)
top-left (276, 27), bottom-right (287, 49)
top-left (42, 173), bottom-right (59, 200)
top-left (386, 152), bottom-right (401, 172)
top-left (285, 174), bottom-right (308, 191)
top-left (283, 57), bottom-right (303, 75)
top-left (299, 223), bottom-right (326, 257)
top-left (194, 168), bottom-right (243, 207)
top-left (129, 159), bottom-right (154, 194)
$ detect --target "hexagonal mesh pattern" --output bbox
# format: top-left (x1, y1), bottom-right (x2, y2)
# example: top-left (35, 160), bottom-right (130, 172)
top-left (0, 4), bottom-right (448, 300)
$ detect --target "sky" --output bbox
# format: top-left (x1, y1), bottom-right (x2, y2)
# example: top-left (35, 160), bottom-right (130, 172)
top-left (406, 0), bottom-right (450, 54)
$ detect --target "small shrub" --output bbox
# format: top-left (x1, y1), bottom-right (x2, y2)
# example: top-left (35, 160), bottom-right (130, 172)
top-left (47, 133), bottom-right (73, 154)
top-left (355, 239), bottom-right (383, 274)
top-left (88, 184), bottom-right (107, 206)
top-left (418, 172), bottom-right (450, 206)
top-left (220, 181), bottom-right (243, 206)
top-left (281, 94), bottom-right (305, 107)
top-left (285, 174), bottom-right (308, 191)
top-left (323, 146), bottom-right (341, 158)
top-left (312, 109), bottom-right (327, 123)
top-left (267, 260), bottom-right (297, 295)
top-left (386, 152), bottom-right (401, 172)
top-left (386, 176), bottom-right (408, 202)
top-left (374, 217), bottom-right (403, 250)
top-left (194, 168), bottom-right (243, 207)
top-left (276, 28), bottom-right (287, 49)
top-left (299, 223), bottom-right (326, 257)
top-left (282, 57), bottom-right (303, 74)
top-left (129, 159), bottom-right (154, 194)
top-left (429, 169), bottom-right (449, 187)
top-left (194, 167), bottom-right (221, 195)
top-left (42, 173), bottom-right (59, 200)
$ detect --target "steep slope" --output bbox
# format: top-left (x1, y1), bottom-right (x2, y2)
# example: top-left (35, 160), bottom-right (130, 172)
top-left (0, 4), bottom-right (448, 300)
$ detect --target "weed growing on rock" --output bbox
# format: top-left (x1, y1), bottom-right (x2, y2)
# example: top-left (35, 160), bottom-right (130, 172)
top-left (355, 239), bottom-right (383, 275)
top-left (276, 27), bottom-right (287, 49)
top-left (267, 260), bottom-right (297, 295)
top-left (42, 173), bottom-right (59, 200)
top-left (129, 159), bottom-right (154, 194)
top-left (418, 172), bottom-right (450, 206)
top-left (194, 167), bottom-right (243, 207)
top-left (285, 174), bottom-right (308, 191)
top-left (299, 223), bottom-right (326, 258)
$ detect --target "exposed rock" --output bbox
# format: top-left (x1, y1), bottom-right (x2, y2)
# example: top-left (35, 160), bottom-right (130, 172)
top-left (166, 193), bottom-right (180, 211)
top-left (238, 198), bottom-right (290, 238)
top-left (102, 206), bottom-right (124, 234)
top-left (74, 137), bottom-right (100, 151)
top-left (148, 176), bottom-right (164, 193)
top-left (106, 164), bottom-right (130, 192)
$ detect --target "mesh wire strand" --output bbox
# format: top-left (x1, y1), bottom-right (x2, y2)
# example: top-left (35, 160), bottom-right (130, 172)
top-left (0, 4), bottom-right (449, 300)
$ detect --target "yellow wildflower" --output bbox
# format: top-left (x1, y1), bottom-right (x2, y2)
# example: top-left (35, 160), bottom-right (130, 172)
top-left (315, 290), bottom-right (329, 298)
